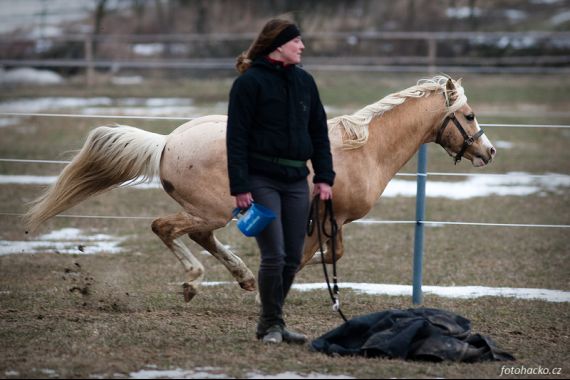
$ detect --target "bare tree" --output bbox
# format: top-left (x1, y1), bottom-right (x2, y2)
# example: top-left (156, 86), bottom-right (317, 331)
top-left (92, 0), bottom-right (107, 55)
top-left (469, 0), bottom-right (479, 30)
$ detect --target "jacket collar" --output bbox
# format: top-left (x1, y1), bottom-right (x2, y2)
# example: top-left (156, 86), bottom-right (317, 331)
top-left (252, 56), bottom-right (295, 72)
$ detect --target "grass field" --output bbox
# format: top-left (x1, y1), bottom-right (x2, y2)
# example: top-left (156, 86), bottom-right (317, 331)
top-left (0, 71), bottom-right (569, 378)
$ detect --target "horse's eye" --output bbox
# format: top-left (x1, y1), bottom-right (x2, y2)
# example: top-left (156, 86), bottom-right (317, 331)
top-left (465, 113), bottom-right (475, 121)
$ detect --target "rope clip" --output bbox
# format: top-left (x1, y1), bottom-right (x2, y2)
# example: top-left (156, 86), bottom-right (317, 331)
top-left (332, 298), bottom-right (340, 312)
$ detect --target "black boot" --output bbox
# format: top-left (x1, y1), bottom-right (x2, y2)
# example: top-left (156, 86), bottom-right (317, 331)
top-left (279, 269), bottom-right (307, 344)
top-left (282, 271), bottom-right (296, 302)
top-left (261, 325), bottom-right (283, 344)
top-left (256, 271), bottom-right (285, 340)
top-left (282, 328), bottom-right (307, 344)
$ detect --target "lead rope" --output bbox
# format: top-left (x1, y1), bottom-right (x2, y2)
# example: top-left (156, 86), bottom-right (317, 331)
top-left (307, 196), bottom-right (348, 322)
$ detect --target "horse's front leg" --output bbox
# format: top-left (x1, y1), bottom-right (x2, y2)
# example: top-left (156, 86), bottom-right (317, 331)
top-left (324, 226), bottom-right (344, 263)
top-left (298, 233), bottom-right (323, 270)
top-left (300, 226), bottom-right (344, 268)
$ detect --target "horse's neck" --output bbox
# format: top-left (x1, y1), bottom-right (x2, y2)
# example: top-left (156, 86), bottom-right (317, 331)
top-left (366, 95), bottom-right (444, 186)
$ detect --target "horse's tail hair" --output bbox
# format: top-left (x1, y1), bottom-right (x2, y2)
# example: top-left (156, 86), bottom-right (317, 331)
top-left (25, 125), bottom-right (167, 232)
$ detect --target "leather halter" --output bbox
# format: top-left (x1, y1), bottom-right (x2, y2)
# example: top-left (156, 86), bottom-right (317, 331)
top-left (436, 113), bottom-right (485, 164)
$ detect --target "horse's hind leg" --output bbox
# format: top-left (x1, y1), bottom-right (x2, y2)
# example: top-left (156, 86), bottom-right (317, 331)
top-left (151, 212), bottom-right (216, 302)
top-left (189, 231), bottom-right (256, 292)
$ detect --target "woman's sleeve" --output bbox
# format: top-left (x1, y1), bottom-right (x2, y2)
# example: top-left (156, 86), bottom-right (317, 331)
top-left (226, 75), bottom-right (257, 195)
top-left (308, 78), bottom-right (336, 186)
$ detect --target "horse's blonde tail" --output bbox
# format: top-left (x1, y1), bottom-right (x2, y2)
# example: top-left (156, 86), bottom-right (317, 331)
top-left (25, 125), bottom-right (167, 231)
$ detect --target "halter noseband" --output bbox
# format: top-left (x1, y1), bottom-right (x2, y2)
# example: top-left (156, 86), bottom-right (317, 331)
top-left (436, 113), bottom-right (485, 164)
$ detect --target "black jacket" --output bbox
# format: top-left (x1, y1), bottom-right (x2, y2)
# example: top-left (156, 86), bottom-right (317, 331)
top-left (311, 308), bottom-right (515, 362)
top-left (226, 57), bottom-right (335, 195)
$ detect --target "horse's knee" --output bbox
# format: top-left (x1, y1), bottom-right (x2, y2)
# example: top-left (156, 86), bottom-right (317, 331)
top-left (151, 218), bottom-right (172, 241)
top-left (151, 219), bottom-right (161, 236)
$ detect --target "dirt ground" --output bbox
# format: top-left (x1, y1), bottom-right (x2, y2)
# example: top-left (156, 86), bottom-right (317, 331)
top-left (0, 249), bottom-right (568, 378)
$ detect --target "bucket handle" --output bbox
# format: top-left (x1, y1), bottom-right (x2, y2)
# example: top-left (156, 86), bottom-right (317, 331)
top-left (230, 203), bottom-right (255, 224)
top-left (231, 204), bottom-right (252, 219)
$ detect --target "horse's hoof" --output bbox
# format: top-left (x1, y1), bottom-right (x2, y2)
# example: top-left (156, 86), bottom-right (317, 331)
top-left (183, 283), bottom-right (198, 302)
top-left (239, 278), bottom-right (256, 292)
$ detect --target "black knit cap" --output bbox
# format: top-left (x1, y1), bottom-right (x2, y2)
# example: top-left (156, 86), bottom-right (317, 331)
top-left (262, 24), bottom-right (301, 56)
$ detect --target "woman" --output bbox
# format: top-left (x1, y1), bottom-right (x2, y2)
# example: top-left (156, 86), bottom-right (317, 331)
top-left (226, 19), bottom-right (335, 344)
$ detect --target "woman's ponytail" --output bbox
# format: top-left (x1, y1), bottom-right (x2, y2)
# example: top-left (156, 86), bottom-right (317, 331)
top-left (235, 52), bottom-right (252, 74)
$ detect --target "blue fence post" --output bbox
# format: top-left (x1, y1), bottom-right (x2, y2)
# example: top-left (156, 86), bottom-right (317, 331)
top-left (413, 144), bottom-right (428, 304)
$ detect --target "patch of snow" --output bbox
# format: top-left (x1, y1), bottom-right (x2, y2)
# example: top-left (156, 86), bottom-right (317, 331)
top-left (530, 0), bottom-right (562, 4)
top-left (385, 172), bottom-right (570, 199)
top-left (496, 36), bottom-right (537, 50)
top-left (0, 97), bottom-right (112, 113)
top-left (198, 281), bottom-right (570, 303)
top-left (111, 76), bottom-right (144, 85)
top-left (247, 371), bottom-right (353, 379)
top-left (39, 368), bottom-right (59, 378)
top-left (0, 96), bottom-right (196, 114)
top-left (446, 7), bottom-right (482, 19)
top-left (0, 68), bottom-right (64, 85)
top-left (126, 366), bottom-right (353, 379)
top-left (494, 140), bottom-right (514, 149)
top-left (0, 228), bottom-right (125, 256)
top-left (0, 118), bottom-right (21, 128)
top-left (129, 367), bottom-right (229, 379)
top-left (132, 43), bottom-right (165, 56)
top-left (292, 283), bottom-right (570, 303)
top-left (504, 9), bottom-right (527, 22)
top-left (39, 228), bottom-right (118, 242)
top-left (551, 11), bottom-right (570, 25)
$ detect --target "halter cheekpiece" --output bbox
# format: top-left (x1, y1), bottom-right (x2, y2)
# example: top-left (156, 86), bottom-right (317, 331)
top-left (436, 113), bottom-right (485, 164)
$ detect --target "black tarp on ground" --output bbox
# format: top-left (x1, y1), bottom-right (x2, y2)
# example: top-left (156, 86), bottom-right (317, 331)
top-left (311, 308), bottom-right (515, 362)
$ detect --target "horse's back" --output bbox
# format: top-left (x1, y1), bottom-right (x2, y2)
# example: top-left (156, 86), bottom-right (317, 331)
top-left (171, 114), bottom-right (228, 136)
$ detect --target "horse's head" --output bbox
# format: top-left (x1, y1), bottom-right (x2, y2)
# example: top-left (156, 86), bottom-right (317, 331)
top-left (436, 78), bottom-right (496, 167)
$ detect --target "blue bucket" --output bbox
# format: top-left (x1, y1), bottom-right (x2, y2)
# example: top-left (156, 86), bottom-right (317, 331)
top-left (232, 203), bottom-right (276, 237)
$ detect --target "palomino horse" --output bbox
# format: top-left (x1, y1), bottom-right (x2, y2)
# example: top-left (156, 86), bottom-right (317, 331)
top-left (26, 76), bottom-right (496, 302)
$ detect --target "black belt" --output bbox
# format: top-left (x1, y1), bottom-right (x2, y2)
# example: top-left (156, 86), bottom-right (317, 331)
top-left (250, 153), bottom-right (306, 168)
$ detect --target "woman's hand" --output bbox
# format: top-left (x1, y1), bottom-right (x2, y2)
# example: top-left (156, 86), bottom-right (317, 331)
top-left (235, 192), bottom-right (254, 209)
top-left (313, 183), bottom-right (333, 200)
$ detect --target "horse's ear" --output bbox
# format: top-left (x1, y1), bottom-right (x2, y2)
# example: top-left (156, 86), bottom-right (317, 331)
top-left (446, 78), bottom-right (456, 93)
top-left (445, 78), bottom-right (458, 104)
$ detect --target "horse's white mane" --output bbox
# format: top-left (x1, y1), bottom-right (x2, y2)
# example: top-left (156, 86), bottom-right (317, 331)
top-left (328, 75), bottom-right (468, 149)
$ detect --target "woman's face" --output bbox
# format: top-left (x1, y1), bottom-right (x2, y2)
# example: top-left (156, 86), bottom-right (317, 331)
top-left (278, 37), bottom-right (305, 65)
